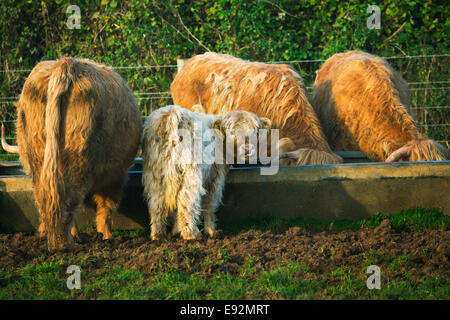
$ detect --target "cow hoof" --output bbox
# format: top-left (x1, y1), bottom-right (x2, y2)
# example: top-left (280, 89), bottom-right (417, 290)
top-left (182, 232), bottom-right (201, 240)
top-left (210, 229), bottom-right (224, 239)
top-left (102, 232), bottom-right (113, 240)
top-left (206, 230), bottom-right (216, 238)
top-left (168, 232), bottom-right (179, 240)
top-left (48, 241), bottom-right (74, 253)
top-left (151, 234), bottom-right (167, 241)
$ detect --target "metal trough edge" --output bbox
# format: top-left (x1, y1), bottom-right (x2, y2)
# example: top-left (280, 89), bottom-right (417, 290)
top-left (0, 161), bottom-right (449, 232)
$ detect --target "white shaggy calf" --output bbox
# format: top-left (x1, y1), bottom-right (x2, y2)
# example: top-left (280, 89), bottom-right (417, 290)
top-left (142, 105), bottom-right (271, 240)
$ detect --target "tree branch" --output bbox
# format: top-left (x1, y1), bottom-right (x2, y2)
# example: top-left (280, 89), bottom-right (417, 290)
top-left (384, 22), bottom-right (407, 43)
top-left (175, 11), bottom-right (210, 52)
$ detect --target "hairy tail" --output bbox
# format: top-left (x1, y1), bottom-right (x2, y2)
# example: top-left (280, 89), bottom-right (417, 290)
top-left (38, 58), bottom-right (73, 250)
top-left (142, 107), bottom-right (185, 212)
top-left (162, 108), bottom-right (186, 210)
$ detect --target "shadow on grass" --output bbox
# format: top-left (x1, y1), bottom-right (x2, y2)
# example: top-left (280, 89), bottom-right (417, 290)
top-left (217, 207), bottom-right (449, 234)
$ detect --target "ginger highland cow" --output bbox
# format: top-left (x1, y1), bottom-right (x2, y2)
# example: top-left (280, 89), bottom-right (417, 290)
top-left (311, 51), bottom-right (449, 162)
top-left (1, 58), bottom-right (142, 251)
top-left (171, 52), bottom-right (342, 166)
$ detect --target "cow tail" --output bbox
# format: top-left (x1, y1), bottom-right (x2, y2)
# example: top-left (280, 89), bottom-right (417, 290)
top-left (39, 58), bottom-right (73, 250)
top-left (163, 107), bottom-right (184, 211)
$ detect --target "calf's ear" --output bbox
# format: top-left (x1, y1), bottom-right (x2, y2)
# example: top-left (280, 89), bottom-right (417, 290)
top-left (260, 117), bottom-right (271, 130)
top-left (192, 104), bottom-right (204, 113)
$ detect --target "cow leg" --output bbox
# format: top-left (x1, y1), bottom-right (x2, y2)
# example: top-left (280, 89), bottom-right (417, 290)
top-left (64, 203), bottom-right (82, 247)
top-left (176, 172), bottom-right (202, 240)
top-left (38, 221), bottom-right (47, 238)
top-left (37, 190), bottom-right (79, 251)
top-left (92, 176), bottom-right (126, 240)
top-left (38, 215), bottom-right (75, 240)
top-left (170, 216), bottom-right (181, 238)
top-left (71, 222), bottom-right (78, 238)
top-left (202, 166), bottom-right (228, 238)
top-left (93, 193), bottom-right (114, 240)
top-left (149, 193), bottom-right (169, 240)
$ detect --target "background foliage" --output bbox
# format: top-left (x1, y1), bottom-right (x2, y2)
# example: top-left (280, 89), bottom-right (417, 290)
top-left (0, 0), bottom-right (448, 159)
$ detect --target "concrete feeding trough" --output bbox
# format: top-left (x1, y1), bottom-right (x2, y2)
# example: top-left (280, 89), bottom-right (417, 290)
top-left (0, 155), bottom-right (449, 232)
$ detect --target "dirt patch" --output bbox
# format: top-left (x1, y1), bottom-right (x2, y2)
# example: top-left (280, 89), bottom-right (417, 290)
top-left (0, 220), bottom-right (449, 280)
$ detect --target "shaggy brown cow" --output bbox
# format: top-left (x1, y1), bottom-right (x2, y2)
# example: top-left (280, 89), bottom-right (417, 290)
top-left (171, 52), bottom-right (342, 165)
top-left (311, 51), bottom-right (449, 162)
top-left (1, 57), bottom-right (142, 250)
top-left (142, 105), bottom-right (271, 240)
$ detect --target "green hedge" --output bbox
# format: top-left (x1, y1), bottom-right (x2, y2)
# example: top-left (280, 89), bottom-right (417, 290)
top-left (0, 0), bottom-right (448, 159)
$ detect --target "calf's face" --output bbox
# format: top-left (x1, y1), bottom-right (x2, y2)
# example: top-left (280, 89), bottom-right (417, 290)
top-left (214, 111), bottom-right (271, 164)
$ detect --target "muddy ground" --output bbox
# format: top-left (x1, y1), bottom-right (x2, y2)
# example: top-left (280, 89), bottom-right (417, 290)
top-left (0, 220), bottom-right (448, 282)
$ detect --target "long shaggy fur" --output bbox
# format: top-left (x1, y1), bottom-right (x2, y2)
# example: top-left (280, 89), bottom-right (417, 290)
top-left (312, 50), bottom-right (449, 162)
top-left (171, 52), bottom-right (342, 165)
top-left (15, 57), bottom-right (142, 250)
top-left (142, 105), bottom-right (269, 240)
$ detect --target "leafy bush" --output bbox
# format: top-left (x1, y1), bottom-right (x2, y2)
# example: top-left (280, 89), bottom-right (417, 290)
top-left (0, 0), bottom-right (448, 160)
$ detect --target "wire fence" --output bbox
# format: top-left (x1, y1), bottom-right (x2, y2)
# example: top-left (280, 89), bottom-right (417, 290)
top-left (1, 53), bottom-right (449, 73)
top-left (1, 54), bottom-right (449, 160)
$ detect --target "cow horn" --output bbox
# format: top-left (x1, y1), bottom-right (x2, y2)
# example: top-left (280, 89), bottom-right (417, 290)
top-left (1, 124), bottom-right (19, 154)
top-left (385, 144), bottom-right (411, 162)
top-left (279, 150), bottom-right (299, 160)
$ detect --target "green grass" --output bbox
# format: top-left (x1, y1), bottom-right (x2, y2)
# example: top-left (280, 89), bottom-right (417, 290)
top-left (94, 206), bottom-right (448, 239)
top-left (75, 206), bottom-right (449, 239)
top-left (1, 259), bottom-right (448, 300)
top-left (218, 207), bottom-right (450, 234)
top-left (0, 207), bottom-right (448, 299)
